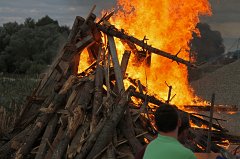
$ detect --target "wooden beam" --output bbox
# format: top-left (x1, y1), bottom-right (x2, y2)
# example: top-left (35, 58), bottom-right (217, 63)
top-left (107, 35), bottom-right (125, 93)
top-left (120, 50), bottom-right (131, 77)
top-left (206, 93), bottom-right (215, 153)
top-left (97, 24), bottom-right (195, 68)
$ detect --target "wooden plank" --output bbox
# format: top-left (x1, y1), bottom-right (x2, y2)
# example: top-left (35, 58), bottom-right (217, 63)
top-left (91, 46), bottom-right (104, 131)
top-left (107, 35), bottom-right (125, 93)
top-left (120, 50), bottom-right (131, 77)
top-left (206, 93), bottom-right (215, 153)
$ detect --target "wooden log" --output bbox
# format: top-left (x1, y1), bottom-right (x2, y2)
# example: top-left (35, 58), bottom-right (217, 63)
top-left (190, 114), bottom-right (228, 132)
top-left (91, 46), bottom-right (104, 131)
top-left (35, 114), bottom-right (59, 159)
top-left (183, 105), bottom-right (238, 112)
top-left (137, 80), bottom-right (144, 94)
top-left (112, 50), bottom-right (131, 93)
top-left (97, 24), bottom-right (195, 67)
top-left (0, 124), bottom-right (32, 159)
top-left (190, 113), bottom-right (226, 122)
top-left (127, 77), bottom-right (147, 92)
top-left (51, 79), bottom-right (94, 159)
top-left (51, 107), bottom-right (84, 159)
top-left (166, 85), bottom-right (172, 104)
top-left (120, 50), bottom-right (131, 77)
top-left (14, 76), bottom-right (78, 159)
top-left (120, 39), bottom-right (140, 62)
top-left (97, 10), bottom-right (115, 24)
top-left (146, 51), bottom-right (151, 67)
top-left (64, 76), bottom-right (91, 110)
top-left (67, 123), bottom-right (89, 158)
top-left (132, 91), bottom-right (164, 106)
top-left (92, 132), bottom-right (149, 159)
top-left (108, 35), bottom-right (125, 93)
top-left (106, 144), bottom-right (116, 159)
top-left (102, 48), bottom-right (111, 99)
top-left (86, 86), bottom-right (135, 159)
top-left (75, 118), bottom-right (106, 159)
top-left (119, 108), bottom-right (142, 154)
top-left (206, 93), bottom-right (215, 153)
top-left (44, 126), bottom-right (65, 159)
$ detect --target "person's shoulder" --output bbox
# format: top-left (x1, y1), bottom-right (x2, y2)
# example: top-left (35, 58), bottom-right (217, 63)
top-left (179, 146), bottom-right (196, 159)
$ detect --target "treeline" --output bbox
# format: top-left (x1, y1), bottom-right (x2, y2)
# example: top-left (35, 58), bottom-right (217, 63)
top-left (0, 16), bottom-right (70, 74)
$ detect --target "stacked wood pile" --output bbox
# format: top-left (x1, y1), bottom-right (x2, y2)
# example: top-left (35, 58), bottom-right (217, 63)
top-left (0, 10), bottom-right (239, 159)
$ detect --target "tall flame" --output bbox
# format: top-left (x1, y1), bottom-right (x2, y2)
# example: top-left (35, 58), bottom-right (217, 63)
top-left (108, 0), bottom-right (212, 105)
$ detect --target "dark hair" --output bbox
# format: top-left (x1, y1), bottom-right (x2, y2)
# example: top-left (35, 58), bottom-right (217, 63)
top-left (154, 104), bottom-right (179, 133)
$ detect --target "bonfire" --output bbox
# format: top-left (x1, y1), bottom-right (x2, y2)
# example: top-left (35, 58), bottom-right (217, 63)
top-left (0, 0), bottom-right (239, 159)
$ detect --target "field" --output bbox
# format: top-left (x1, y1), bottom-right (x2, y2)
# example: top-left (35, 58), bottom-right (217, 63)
top-left (0, 74), bottom-right (39, 133)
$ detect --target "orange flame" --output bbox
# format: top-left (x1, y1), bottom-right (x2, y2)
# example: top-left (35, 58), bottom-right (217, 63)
top-left (108, 0), bottom-right (212, 105)
top-left (78, 48), bottom-right (91, 73)
top-left (78, 0), bottom-right (212, 106)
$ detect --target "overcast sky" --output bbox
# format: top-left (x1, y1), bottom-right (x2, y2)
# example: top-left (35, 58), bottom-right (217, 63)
top-left (0, 0), bottom-right (239, 51)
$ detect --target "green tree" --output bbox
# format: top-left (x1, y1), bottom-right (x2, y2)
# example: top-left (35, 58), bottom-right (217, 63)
top-left (24, 17), bottom-right (35, 28)
top-left (36, 15), bottom-right (58, 26)
top-left (0, 15), bottom-right (69, 74)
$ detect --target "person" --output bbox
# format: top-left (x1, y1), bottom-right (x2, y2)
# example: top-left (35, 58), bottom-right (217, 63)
top-left (135, 109), bottom-right (192, 159)
top-left (143, 104), bottom-right (196, 159)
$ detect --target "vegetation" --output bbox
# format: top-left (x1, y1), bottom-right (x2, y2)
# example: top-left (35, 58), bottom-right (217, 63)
top-left (0, 74), bottom-right (39, 133)
top-left (0, 15), bottom-right (70, 74)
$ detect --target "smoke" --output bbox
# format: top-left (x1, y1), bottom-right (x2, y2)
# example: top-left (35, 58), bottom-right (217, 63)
top-left (191, 23), bottom-right (225, 63)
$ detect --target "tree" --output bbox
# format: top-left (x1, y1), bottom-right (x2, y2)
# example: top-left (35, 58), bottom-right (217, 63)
top-left (36, 15), bottom-right (58, 26)
top-left (0, 22), bottom-right (22, 53)
top-left (24, 18), bottom-right (35, 28)
top-left (191, 23), bottom-right (225, 63)
top-left (0, 16), bottom-right (69, 74)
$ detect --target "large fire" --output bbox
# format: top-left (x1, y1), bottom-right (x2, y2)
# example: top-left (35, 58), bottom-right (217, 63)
top-left (79, 0), bottom-right (212, 106)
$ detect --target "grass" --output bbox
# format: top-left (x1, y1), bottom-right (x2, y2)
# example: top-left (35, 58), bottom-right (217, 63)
top-left (0, 74), bottom-right (39, 133)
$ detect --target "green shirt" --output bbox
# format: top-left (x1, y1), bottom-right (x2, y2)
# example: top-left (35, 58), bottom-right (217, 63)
top-left (143, 134), bottom-right (196, 159)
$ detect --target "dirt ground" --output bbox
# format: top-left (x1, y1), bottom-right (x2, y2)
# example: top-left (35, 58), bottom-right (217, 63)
top-left (190, 60), bottom-right (240, 140)
top-left (191, 59), bottom-right (240, 106)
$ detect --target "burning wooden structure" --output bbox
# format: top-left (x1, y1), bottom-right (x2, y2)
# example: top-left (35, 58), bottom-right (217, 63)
top-left (0, 10), bottom-right (239, 159)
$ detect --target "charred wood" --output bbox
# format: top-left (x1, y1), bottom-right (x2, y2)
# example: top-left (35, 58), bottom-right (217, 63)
top-left (35, 114), bottom-right (59, 159)
top-left (86, 86), bottom-right (135, 159)
top-left (97, 24), bottom-right (195, 67)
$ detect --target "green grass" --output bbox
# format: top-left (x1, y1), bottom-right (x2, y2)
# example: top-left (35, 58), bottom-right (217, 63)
top-left (0, 74), bottom-right (39, 133)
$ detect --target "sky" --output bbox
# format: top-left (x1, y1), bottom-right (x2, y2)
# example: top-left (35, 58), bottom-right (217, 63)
top-left (0, 0), bottom-right (239, 52)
